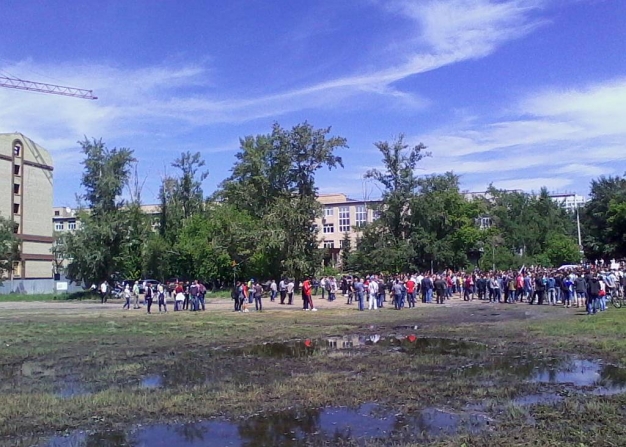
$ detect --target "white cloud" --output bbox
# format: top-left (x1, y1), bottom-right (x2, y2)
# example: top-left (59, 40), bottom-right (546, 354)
top-left (414, 77), bottom-right (626, 193)
top-left (0, 1), bottom-right (545, 145)
top-left (473, 176), bottom-right (573, 192)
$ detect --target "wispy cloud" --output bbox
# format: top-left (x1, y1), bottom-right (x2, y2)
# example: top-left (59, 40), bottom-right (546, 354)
top-left (417, 77), bottom-right (626, 193)
top-left (0, 1), bottom-right (545, 147)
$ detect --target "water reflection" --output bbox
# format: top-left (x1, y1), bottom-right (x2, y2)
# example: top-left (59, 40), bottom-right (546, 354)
top-left (36, 404), bottom-right (488, 447)
top-left (240, 335), bottom-right (485, 358)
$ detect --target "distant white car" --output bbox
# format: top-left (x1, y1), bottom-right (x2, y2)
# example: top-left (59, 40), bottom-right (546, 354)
top-left (557, 264), bottom-right (579, 271)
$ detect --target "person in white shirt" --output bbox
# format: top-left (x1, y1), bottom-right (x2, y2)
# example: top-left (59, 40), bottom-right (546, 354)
top-left (368, 277), bottom-right (379, 310)
top-left (123, 284), bottom-right (131, 310)
top-left (270, 280), bottom-right (278, 302)
top-left (100, 281), bottom-right (108, 304)
top-left (287, 280), bottom-right (295, 305)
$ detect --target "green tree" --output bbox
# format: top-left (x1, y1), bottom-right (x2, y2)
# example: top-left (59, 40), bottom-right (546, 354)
top-left (0, 216), bottom-right (20, 283)
top-left (582, 175), bottom-right (626, 260)
top-left (340, 232), bottom-right (351, 272)
top-left (64, 138), bottom-right (135, 286)
top-left (543, 232), bottom-right (582, 266)
top-left (220, 122), bottom-right (347, 282)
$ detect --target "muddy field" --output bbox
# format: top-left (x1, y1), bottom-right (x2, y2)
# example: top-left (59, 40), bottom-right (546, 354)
top-left (1, 295), bottom-right (625, 446)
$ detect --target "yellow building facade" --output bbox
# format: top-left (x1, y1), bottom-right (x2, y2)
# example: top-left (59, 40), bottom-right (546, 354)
top-left (0, 133), bottom-right (54, 292)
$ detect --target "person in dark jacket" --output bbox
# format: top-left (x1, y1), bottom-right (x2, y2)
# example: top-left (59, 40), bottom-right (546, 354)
top-left (434, 275), bottom-right (447, 304)
top-left (587, 274), bottom-right (601, 315)
top-left (531, 274), bottom-right (545, 305)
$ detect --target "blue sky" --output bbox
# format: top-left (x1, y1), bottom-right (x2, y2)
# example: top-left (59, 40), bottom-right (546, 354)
top-left (1, 0), bottom-right (624, 206)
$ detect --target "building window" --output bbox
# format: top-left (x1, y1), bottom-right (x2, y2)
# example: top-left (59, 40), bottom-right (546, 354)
top-left (68, 221), bottom-right (77, 230)
top-left (339, 238), bottom-right (350, 248)
top-left (355, 205), bottom-right (367, 227)
top-left (13, 224), bottom-right (19, 234)
top-left (14, 144), bottom-right (21, 156)
top-left (55, 222), bottom-right (65, 231)
top-left (54, 210), bottom-right (60, 216)
top-left (323, 240), bottom-right (335, 248)
top-left (12, 262), bottom-right (22, 278)
top-left (311, 224), bottom-right (318, 233)
top-left (338, 206), bottom-right (350, 232)
top-left (13, 203), bottom-right (20, 215)
top-left (14, 164), bottom-right (21, 176)
top-left (323, 223), bottom-right (334, 234)
top-left (13, 184), bottom-right (20, 195)
top-left (324, 207), bottom-right (334, 217)
top-left (478, 217), bottom-right (492, 230)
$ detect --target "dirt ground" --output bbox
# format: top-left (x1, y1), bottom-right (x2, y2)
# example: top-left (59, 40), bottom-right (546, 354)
top-left (0, 292), bottom-right (557, 323)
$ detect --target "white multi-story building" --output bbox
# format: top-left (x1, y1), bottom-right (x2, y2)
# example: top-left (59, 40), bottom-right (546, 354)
top-left (548, 193), bottom-right (587, 211)
top-left (314, 193), bottom-right (379, 249)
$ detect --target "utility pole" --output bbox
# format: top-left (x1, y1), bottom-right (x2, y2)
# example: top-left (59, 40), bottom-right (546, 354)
top-left (576, 206), bottom-right (584, 262)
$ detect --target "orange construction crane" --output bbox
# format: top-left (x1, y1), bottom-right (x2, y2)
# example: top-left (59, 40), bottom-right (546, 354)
top-left (0, 75), bottom-right (97, 100)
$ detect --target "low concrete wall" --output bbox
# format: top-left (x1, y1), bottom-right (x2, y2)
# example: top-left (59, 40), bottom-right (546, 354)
top-left (0, 278), bottom-right (55, 294)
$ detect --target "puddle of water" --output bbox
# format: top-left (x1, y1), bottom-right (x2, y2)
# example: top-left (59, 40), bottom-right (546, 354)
top-left (240, 336), bottom-right (485, 359)
top-left (56, 381), bottom-right (90, 399)
top-left (21, 361), bottom-right (55, 378)
top-left (141, 374), bottom-right (163, 389)
top-left (530, 359), bottom-right (601, 386)
top-left (34, 404), bottom-right (491, 446)
top-left (511, 393), bottom-right (564, 406)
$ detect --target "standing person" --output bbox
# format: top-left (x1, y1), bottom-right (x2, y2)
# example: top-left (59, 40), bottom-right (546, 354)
top-left (563, 275), bottom-right (573, 308)
top-left (574, 273), bottom-right (586, 308)
top-left (175, 284), bottom-right (185, 311)
top-left (406, 276), bottom-right (416, 308)
top-left (198, 282), bottom-right (206, 310)
top-left (368, 276), bottom-right (379, 310)
top-left (183, 282), bottom-right (190, 310)
top-left (145, 284), bottom-right (153, 314)
top-left (587, 273), bottom-right (600, 315)
top-left (532, 274), bottom-right (545, 305)
top-left (302, 276), bottom-right (316, 311)
top-left (189, 281), bottom-right (199, 312)
top-left (424, 275), bottom-right (434, 303)
top-left (434, 275), bottom-right (447, 304)
top-left (392, 280), bottom-right (403, 310)
top-left (123, 284), bottom-right (131, 310)
top-left (353, 277), bottom-right (365, 311)
top-left (279, 278), bottom-right (287, 304)
top-left (547, 275), bottom-right (557, 305)
top-left (329, 277), bottom-right (337, 302)
top-left (346, 277), bottom-right (354, 305)
top-left (132, 281), bottom-right (140, 309)
top-left (489, 275), bottom-right (501, 303)
top-left (377, 277), bottom-right (386, 309)
top-left (312, 278), bottom-right (320, 296)
top-left (100, 281), bottom-right (108, 304)
top-left (254, 281), bottom-right (264, 311)
top-left (270, 280), bottom-right (277, 302)
top-left (287, 279), bottom-right (295, 305)
top-left (157, 283), bottom-right (167, 312)
top-left (247, 279), bottom-right (254, 304)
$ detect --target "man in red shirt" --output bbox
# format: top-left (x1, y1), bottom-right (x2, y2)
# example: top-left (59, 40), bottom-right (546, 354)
top-left (406, 277), bottom-right (416, 308)
top-left (302, 277), bottom-right (317, 311)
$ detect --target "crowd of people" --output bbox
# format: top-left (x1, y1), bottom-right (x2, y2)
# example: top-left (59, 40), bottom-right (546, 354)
top-left (109, 265), bottom-right (626, 317)
top-left (314, 266), bottom-right (626, 315)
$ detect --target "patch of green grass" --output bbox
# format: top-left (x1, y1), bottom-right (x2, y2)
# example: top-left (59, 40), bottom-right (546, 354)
top-left (3, 303), bottom-right (626, 445)
top-left (0, 293), bottom-right (58, 302)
